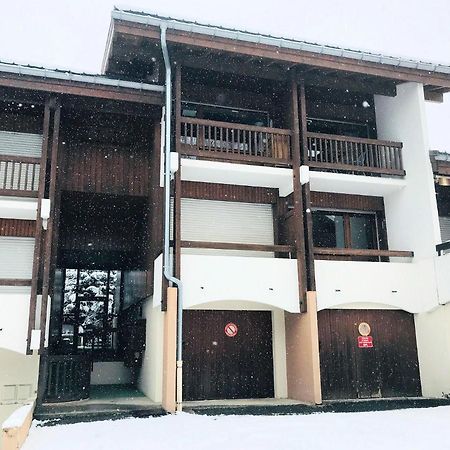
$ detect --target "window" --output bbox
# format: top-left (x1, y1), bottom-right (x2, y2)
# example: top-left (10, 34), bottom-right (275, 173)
top-left (312, 210), bottom-right (379, 250)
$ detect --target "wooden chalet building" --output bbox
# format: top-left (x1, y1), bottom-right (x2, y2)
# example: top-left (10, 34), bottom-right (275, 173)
top-left (2, 7), bottom-right (450, 423)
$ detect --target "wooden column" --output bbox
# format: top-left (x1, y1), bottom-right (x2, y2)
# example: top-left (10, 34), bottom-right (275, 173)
top-left (26, 99), bottom-right (51, 355)
top-left (39, 99), bottom-right (61, 351)
top-left (290, 79), bottom-right (307, 312)
top-left (298, 81), bottom-right (316, 290)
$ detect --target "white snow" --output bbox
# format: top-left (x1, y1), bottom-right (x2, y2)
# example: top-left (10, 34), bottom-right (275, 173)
top-left (22, 406), bottom-right (450, 450)
top-left (2, 403), bottom-right (33, 430)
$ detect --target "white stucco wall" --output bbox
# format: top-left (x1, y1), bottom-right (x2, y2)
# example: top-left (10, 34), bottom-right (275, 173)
top-left (0, 287), bottom-right (31, 355)
top-left (315, 259), bottom-right (438, 313)
top-left (375, 83), bottom-right (441, 259)
top-left (137, 297), bottom-right (164, 403)
top-left (181, 254), bottom-right (300, 312)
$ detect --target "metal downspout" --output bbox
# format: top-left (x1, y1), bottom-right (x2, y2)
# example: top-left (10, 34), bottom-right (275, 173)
top-left (160, 24), bottom-right (183, 413)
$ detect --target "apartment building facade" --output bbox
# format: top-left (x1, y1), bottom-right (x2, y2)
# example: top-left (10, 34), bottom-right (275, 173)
top-left (1, 8), bottom-right (450, 421)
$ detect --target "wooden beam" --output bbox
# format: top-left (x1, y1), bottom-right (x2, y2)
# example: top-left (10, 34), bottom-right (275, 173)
top-left (39, 100), bottom-right (61, 352)
top-left (114, 21), bottom-right (450, 89)
top-left (0, 279), bottom-right (32, 286)
top-left (290, 79), bottom-right (308, 312)
top-left (299, 80), bottom-right (316, 291)
top-left (313, 247), bottom-right (413, 258)
top-left (0, 73), bottom-right (163, 105)
top-left (26, 99), bottom-right (51, 355)
top-left (181, 241), bottom-right (295, 253)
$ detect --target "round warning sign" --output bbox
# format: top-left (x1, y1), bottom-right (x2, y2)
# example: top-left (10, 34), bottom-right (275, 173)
top-left (224, 322), bottom-right (238, 337)
top-left (358, 322), bottom-right (371, 337)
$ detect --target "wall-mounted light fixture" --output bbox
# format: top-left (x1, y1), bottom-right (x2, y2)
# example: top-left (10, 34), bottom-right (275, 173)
top-left (300, 165), bottom-right (310, 185)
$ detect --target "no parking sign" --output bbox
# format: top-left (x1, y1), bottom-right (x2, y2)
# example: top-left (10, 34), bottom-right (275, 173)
top-left (224, 322), bottom-right (238, 337)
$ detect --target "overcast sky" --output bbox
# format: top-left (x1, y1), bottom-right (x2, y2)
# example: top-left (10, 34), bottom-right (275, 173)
top-left (0, 0), bottom-right (449, 148)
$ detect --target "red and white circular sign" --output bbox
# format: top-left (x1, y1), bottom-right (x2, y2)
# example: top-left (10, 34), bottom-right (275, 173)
top-left (224, 322), bottom-right (238, 337)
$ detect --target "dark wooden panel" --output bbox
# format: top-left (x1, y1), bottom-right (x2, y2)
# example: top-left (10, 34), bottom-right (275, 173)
top-left (43, 355), bottom-right (91, 402)
top-left (181, 181), bottom-right (277, 204)
top-left (0, 218), bottom-right (35, 237)
top-left (318, 309), bottom-right (421, 400)
top-left (61, 142), bottom-right (150, 196)
top-left (311, 191), bottom-right (384, 212)
top-left (183, 310), bottom-right (274, 400)
top-left (0, 103), bottom-right (43, 134)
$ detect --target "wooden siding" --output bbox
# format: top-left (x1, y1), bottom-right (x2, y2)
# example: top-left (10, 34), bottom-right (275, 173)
top-left (0, 218), bottom-right (35, 237)
top-left (318, 309), bottom-right (421, 400)
top-left (182, 181), bottom-right (277, 204)
top-left (183, 310), bottom-right (274, 401)
top-left (61, 142), bottom-right (151, 196)
top-left (311, 191), bottom-right (384, 212)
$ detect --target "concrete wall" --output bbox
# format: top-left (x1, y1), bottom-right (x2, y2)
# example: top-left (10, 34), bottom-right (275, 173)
top-left (315, 259), bottom-right (437, 313)
top-left (137, 296), bottom-right (164, 403)
top-left (90, 362), bottom-right (131, 385)
top-left (181, 254), bottom-right (300, 312)
top-left (0, 287), bottom-right (31, 355)
top-left (0, 350), bottom-right (39, 439)
top-left (415, 305), bottom-right (450, 397)
top-left (375, 83), bottom-right (441, 259)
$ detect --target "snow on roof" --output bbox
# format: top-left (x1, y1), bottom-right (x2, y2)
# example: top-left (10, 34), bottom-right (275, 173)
top-left (2, 403), bottom-right (33, 430)
top-left (430, 149), bottom-right (450, 161)
top-left (112, 6), bottom-right (450, 77)
top-left (0, 60), bottom-right (165, 92)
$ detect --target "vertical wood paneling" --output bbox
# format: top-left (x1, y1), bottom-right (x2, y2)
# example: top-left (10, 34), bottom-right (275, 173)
top-left (181, 181), bottom-right (277, 204)
top-left (311, 191), bottom-right (385, 211)
top-left (318, 309), bottom-right (421, 400)
top-left (0, 218), bottom-right (35, 237)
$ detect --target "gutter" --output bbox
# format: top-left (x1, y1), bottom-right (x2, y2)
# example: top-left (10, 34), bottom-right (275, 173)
top-left (111, 9), bottom-right (450, 77)
top-left (160, 25), bottom-right (184, 413)
top-left (0, 61), bottom-right (165, 92)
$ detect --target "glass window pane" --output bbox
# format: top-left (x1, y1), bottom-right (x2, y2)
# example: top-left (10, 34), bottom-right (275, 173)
top-left (350, 215), bottom-right (377, 249)
top-left (312, 212), bottom-right (345, 248)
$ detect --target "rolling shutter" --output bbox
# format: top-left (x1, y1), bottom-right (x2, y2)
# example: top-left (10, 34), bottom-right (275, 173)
top-left (439, 216), bottom-right (450, 243)
top-left (0, 237), bottom-right (35, 279)
top-left (0, 130), bottom-right (43, 157)
top-left (180, 198), bottom-right (274, 257)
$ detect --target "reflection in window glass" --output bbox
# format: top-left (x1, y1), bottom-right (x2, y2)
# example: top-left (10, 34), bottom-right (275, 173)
top-left (312, 212), bottom-right (345, 248)
top-left (350, 215), bottom-right (377, 249)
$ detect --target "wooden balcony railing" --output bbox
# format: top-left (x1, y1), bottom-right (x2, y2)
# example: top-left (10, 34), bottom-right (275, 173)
top-left (181, 240), bottom-right (295, 256)
top-left (0, 155), bottom-right (40, 197)
top-left (306, 132), bottom-right (405, 176)
top-left (180, 117), bottom-right (292, 165)
top-left (314, 247), bottom-right (414, 260)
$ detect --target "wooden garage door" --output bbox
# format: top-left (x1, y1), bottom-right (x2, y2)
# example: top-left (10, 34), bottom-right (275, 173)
top-left (183, 310), bottom-right (274, 401)
top-left (318, 309), bottom-right (421, 400)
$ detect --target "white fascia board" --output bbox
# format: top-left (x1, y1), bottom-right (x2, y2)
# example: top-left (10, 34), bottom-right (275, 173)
top-left (180, 158), bottom-right (293, 196)
top-left (309, 171), bottom-right (407, 197)
top-left (0, 197), bottom-right (38, 220)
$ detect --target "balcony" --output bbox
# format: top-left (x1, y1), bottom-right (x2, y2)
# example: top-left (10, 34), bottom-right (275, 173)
top-left (315, 257), bottom-right (436, 313)
top-left (0, 154), bottom-right (40, 197)
top-left (306, 132), bottom-right (405, 177)
top-left (178, 241), bottom-right (300, 312)
top-left (179, 117), bottom-right (292, 166)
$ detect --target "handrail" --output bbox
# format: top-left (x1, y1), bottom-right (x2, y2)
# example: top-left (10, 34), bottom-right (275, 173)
top-left (0, 154), bottom-right (41, 194)
top-left (0, 278), bottom-right (32, 286)
top-left (313, 247), bottom-right (413, 258)
top-left (306, 132), bottom-right (402, 148)
top-left (436, 241), bottom-right (450, 256)
top-left (181, 240), bottom-right (295, 253)
top-left (181, 117), bottom-right (293, 135)
top-left (306, 131), bottom-right (404, 175)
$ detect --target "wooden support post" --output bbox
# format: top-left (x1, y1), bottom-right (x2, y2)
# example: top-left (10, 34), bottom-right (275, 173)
top-left (39, 99), bottom-right (61, 352)
top-left (298, 80), bottom-right (316, 291)
top-left (26, 99), bottom-right (51, 355)
top-left (290, 79), bottom-right (308, 312)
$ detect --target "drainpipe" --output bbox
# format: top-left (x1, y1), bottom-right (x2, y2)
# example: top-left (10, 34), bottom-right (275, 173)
top-left (160, 24), bottom-right (183, 413)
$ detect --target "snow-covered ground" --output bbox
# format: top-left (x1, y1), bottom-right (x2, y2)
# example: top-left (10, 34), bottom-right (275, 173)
top-left (23, 407), bottom-right (450, 450)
